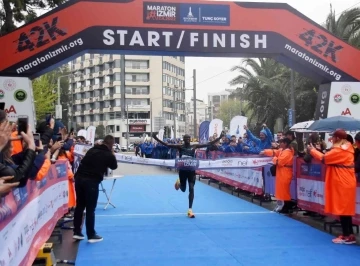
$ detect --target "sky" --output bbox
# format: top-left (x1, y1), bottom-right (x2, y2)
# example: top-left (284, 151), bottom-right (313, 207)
top-left (184, 0), bottom-right (360, 102)
top-left (29, 0), bottom-right (360, 103)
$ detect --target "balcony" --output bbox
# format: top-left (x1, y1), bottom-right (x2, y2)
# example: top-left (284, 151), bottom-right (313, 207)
top-left (125, 80), bottom-right (150, 86)
top-left (125, 67), bottom-right (149, 73)
top-left (102, 82), bottom-right (114, 88)
top-left (128, 105), bottom-right (150, 111)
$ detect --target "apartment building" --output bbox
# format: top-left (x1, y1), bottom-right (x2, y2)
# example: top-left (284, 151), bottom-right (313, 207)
top-left (69, 54), bottom-right (186, 144)
top-left (207, 90), bottom-right (234, 119)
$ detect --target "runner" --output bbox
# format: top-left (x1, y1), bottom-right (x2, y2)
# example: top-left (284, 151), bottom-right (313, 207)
top-left (153, 131), bottom-right (224, 218)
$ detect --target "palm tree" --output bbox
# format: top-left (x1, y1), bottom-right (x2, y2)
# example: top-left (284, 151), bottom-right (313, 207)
top-left (229, 58), bottom-right (317, 132)
top-left (325, 6), bottom-right (360, 48)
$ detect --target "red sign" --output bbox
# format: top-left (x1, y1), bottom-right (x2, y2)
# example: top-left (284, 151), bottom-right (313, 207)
top-left (129, 125), bottom-right (145, 132)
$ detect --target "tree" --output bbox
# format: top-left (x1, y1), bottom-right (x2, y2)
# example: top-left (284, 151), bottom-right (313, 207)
top-left (32, 74), bottom-right (57, 121)
top-left (0, 0), bottom-right (66, 35)
top-left (96, 125), bottom-right (105, 139)
top-left (46, 65), bottom-right (71, 126)
top-left (325, 6), bottom-right (360, 48)
top-left (229, 58), bottom-right (318, 132)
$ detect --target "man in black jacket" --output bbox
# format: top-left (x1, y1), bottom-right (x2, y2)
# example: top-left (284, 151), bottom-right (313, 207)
top-left (73, 135), bottom-right (118, 243)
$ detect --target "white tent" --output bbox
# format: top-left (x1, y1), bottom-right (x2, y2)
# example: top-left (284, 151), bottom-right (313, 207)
top-left (290, 121), bottom-right (314, 132)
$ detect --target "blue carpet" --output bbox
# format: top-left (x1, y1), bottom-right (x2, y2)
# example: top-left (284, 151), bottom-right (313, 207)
top-left (76, 175), bottom-right (360, 266)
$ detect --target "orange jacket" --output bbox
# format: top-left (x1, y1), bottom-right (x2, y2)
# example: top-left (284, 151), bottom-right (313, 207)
top-left (11, 131), bottom-right (23, 155)
top-left (58, 154), bottom-right (76, 208)
top-left (264, 148), bottom-right (293, 201)
top-left (310, 141), bottom-right (356, 216)
top-left (34, 159), bottom-right (51, 181)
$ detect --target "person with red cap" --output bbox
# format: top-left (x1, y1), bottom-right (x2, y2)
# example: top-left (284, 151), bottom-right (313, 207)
top-left (308, 129), bottom-right (357, 244)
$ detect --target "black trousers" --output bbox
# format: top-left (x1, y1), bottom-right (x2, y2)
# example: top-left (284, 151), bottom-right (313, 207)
top-left (179, 170), bottom-right (196, 209)
top-left (73, 177), bottom-right (99, 238)
top-left (340, 216), bottom-right (354, 236)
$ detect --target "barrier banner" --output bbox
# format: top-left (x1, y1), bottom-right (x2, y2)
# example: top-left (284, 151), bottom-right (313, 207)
top-left (263, 162), bottom-right (297, 200)
top-left (0, 161), bottom-right (69, 266)
top-left (296, 158), bottom-right (360, 225)
top-left (195, 150), bottom-right (264, 194)
top-left (73, 145), bottom-right (273, 170)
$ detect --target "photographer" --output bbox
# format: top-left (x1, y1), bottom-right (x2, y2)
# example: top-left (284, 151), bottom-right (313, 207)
top-left (73, 135), bottom-right (118, 243)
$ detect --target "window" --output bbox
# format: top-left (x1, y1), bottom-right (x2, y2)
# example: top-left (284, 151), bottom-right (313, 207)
top-left (125, 60), bottom-right (149, 69)
top-left (114, 59), bottom-right (120, 68)
top-left (125, 98), bottom-right (148, 106)
top-left (104, 75), bottom-right (111, 83)
top-left (125, 73), bottom-right (148, 82)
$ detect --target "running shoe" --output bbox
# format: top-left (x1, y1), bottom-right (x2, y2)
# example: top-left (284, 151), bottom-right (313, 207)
top-left (344, 235), bottom-right (356, 245)
top-left (332, 235), bottom-right (345, 244)
top-left (187, 209), bottom-right (195, 218)
top-left (174, 179), bottom-right (180, 190)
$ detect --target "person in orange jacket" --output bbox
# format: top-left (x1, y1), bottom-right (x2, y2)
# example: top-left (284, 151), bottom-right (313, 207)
top-left (308, 129), bottom-right (357, 245)
top-left (10, 123), bottom-right (23, 156)
top-left (261, 138), bottom-right (294, 213)
top-left (58, 150), bottom-right (76, 210)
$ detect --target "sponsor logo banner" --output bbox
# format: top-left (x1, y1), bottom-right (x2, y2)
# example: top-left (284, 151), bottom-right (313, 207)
top-left (179, 4), bottom-right (230, 26)
top-left (143, 2), bottom-right (180, 24)
top-left (74, 145), bottom-right (272, 170)
top-left (0, 162), bottom-right (68, 266)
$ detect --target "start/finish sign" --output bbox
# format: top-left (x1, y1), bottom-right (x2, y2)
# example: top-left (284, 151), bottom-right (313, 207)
top-left (0, 0), bottom-right (359, 84)
top-left (0, 77), bottom-right (36, 130)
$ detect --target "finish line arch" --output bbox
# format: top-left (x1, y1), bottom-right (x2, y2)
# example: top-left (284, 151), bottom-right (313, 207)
top-left (0, 0), bottom-right (359, 84)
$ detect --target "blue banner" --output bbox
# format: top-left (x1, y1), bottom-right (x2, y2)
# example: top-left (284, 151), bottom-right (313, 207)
top-left (199, 121), bottom-right (210, 143)
top-left (179, 3), bottom-right (230, 26)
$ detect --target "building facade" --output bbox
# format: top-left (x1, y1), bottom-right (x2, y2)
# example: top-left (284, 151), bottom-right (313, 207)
top-left (207, 90), bottom-right (234, 119)
top-left (70, 54), bottom-right (185, 144)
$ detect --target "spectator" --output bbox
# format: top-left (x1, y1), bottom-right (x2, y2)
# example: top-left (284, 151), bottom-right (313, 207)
top-left (261, 138), bottom-right (294, 213)
top-left (308, 129), bottom-right (356, 244)
top-left (0, 111), bottom-right (36, 186)
top-left (244, 124), bottom-right (273, 151)
top-left (73, 135), bottom-right (118, 243)
top-left (285, 131), bottom-right (298, 155)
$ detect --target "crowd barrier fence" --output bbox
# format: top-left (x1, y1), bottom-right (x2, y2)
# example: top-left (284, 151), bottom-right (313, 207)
top-left (195, 151), bottom-right (360, 225)
top-left (0, 160), bottom-right (69, 266)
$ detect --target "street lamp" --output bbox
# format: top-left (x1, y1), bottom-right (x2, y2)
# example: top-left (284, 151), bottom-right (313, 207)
top-left (150, 96), bottom-right (163, 140)
top-left (56, 71), bottom-right (80, 121)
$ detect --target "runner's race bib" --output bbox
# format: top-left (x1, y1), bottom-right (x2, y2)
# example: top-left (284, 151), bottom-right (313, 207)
top-left (175, 158), bottom-right (199, 171)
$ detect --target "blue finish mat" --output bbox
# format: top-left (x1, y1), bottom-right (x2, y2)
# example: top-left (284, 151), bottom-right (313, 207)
top-left (76, 175), bottom-right (360, 266)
